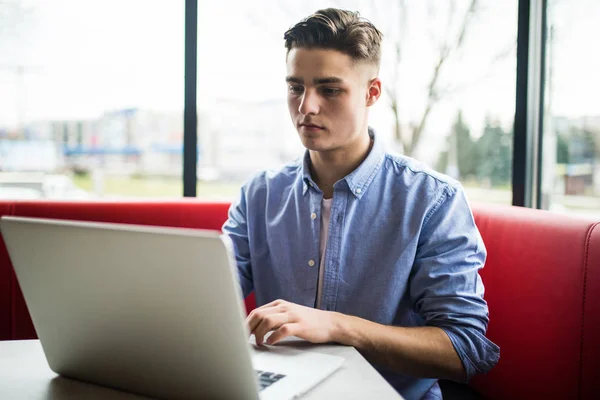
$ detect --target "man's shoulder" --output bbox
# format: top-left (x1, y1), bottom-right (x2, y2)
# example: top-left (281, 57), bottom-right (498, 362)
top-left (381, 150), bottom-right (462, 195)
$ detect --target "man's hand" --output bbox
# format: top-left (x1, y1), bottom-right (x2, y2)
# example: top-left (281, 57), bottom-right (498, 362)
top-left (245, 299), bottom-right (466, 381)
top-left (245, 299), bottom-right (339, 346)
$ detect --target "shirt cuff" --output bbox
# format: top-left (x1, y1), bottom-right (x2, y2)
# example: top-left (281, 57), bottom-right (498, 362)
top-left (439, 325), bottom-right (500, 382)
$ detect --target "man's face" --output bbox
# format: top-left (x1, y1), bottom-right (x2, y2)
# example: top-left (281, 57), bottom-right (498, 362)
top-left (286, 48), bottom-right (379, 152)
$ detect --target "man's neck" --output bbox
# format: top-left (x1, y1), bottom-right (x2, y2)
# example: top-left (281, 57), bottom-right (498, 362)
top-left (309, 130), bottom-right (373, 199)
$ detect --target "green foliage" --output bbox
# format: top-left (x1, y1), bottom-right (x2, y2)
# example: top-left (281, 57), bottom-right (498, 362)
top-left (556, 125), bottom-right (598, 164)
top-left (557, 133), bottom-right (569, 164)
top-left (475, 119), bottom-right (513, 187)
top-left (438, 111), bottom-right (512, 187)
top-left (436, 149), bottom-right (449, 174)
top-left (454, 111), bottom-right (477, 179)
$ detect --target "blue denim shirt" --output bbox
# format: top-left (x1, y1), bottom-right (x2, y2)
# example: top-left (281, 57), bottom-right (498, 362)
top-left (222, 129), bottom-right (499, 400)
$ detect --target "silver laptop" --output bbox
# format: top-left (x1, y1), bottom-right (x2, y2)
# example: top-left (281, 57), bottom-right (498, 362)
top-left (0, 216), bottom-right (344, 400)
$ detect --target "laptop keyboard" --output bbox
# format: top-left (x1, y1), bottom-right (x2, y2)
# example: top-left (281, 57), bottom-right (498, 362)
top-left (255, 370), bottom-right (286, 391)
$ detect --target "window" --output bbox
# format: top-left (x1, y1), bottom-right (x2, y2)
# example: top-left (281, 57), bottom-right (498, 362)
top-left (0, 0), bottom-right (184, 199)
top-left (195, 0), bottom-right (517, 204)
top-left (541, 0), bottom-right (600, 219)
top-left (9, 1), bottom-right (587, 211)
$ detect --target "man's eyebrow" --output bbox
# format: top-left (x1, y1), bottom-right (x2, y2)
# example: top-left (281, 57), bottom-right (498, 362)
top-left (285, 76), bottom-right (345, 85)
top-left (285, 76), bottom-right (303, 84)
top-left (314, 77), bottom-right (344, 85)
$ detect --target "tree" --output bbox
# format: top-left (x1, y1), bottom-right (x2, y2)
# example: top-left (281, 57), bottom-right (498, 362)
top-left (437, 110), bottom-right (476, 180)
top-left (455, 110), bottom-right (477, 179)
top-left (556, 133), bottom-right (569, 164)
top-left (376, 0), bottom-right (480, 157)
top-left (475, 118), bottom-right (512, 187)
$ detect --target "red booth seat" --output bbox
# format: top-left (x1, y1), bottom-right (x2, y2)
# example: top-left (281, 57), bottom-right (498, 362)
top-left (0, 200), bottom-right (598, 399)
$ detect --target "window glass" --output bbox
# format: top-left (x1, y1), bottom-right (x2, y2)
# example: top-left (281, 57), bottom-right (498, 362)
top-left (0, 0), bottom-right (184, 199)
top-left (196, 0), bottom-right (517, 204)
top-left (541, 0), bottom-right (600, 219)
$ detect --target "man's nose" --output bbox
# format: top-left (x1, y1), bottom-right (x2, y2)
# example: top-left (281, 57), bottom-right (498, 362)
top-left (298, 89), bottom-right (319, 115)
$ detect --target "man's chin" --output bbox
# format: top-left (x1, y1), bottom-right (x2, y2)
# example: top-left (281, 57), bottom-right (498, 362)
top-left (299, 136), bottom-right (329, 152)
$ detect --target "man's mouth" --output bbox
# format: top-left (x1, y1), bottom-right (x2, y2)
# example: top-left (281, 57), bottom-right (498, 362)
top-left (300, 123), bottom-right (324, 129)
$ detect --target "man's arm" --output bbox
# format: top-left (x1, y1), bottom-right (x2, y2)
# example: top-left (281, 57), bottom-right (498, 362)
top-left (334, 314), bottom-right (466, 382)
top-left (405, 184), bottom-right (499, 381)
top-left (247, 184), bottom-right (498, 382)
top-left (247, 300), bottom-right (465, 381)
top-left (222, 185), bottom-right (254, 298)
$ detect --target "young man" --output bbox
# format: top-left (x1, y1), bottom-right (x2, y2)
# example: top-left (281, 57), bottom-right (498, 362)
top-left (222, 8), bottom-right (499, 400)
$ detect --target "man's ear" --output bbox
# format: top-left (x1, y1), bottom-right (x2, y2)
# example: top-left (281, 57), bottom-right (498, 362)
top-left (366, 77), bottom-right (382, 107)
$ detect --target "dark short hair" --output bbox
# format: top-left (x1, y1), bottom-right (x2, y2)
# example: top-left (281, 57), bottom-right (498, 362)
top-left (283, 8), bottom-right (383, 67)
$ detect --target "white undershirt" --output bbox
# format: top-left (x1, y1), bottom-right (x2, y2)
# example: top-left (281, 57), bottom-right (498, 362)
top-left (315, 197), bottom-right (333, 309)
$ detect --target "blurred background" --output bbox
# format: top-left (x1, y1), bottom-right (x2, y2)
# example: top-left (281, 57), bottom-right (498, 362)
top-left (0, 0), bottom-right (598, 219)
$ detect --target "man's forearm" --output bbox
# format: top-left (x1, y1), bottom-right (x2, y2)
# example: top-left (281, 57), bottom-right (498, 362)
top-left (331, 313), bottom-right (466, 382)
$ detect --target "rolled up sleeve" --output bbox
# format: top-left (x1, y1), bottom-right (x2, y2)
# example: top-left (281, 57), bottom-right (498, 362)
top-left (221, 185), bottom-right (254, 298)
top-left (410, 184), bottom-right (500, 381)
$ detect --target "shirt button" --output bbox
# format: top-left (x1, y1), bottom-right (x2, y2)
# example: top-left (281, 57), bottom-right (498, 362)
top-left (308, 260), bottom-right (315, 267)
top-left (355, 188), bottom-right (362, 194)
top-left (311, 212), bottom-right (317, 220)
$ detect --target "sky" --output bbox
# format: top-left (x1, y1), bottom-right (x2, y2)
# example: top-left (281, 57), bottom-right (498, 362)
top-left (0, 0), bottom-right (598, 162)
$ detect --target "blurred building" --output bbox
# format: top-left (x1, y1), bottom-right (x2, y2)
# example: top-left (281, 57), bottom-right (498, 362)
top-left (553, 115), bottom-right (600, 196)
top-left (203, 98), bottom-right (301, 181)
top-left (0, 101), bottom-right (303, 181)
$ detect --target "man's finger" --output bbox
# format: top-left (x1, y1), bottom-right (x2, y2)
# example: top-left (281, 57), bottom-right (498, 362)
top-left (253, 313), bottom-right (289, 346)
top-left (245, 304), bottom-right (285, 334)
top-left (251, 299), bottom-right (285, 314)
top-left (263, 299), bottom-right (285, 308)
top-left (266, 323), bottom-right (301, 345)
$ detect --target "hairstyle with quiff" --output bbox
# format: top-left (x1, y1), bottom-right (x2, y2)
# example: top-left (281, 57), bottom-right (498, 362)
top-left (283, 8), bottom-right (383, 68)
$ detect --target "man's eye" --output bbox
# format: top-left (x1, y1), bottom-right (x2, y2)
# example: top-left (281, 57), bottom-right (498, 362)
top-left (288, 85), bottom-right (304, 94)
top-left (322, 87), bottom-right (341, 96)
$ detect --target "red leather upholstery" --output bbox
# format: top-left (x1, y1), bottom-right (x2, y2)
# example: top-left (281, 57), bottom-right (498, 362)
top-left (470, 203), bottom-right (599, 399)
top-left (580, 222), bottom-right (600, 398)
top-left (12, 200), bottom-right (230, 230)
top-left (0, 200), bottom-right (597, 398)
top-left (0, 202), bottom-right (14, 340)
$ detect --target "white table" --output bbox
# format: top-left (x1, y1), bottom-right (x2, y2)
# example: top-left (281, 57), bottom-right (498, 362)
top-left (0, 339), bottom-right (403, 399)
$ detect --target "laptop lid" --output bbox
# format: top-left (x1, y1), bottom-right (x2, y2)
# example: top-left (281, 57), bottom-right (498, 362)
top-left (0, 216), bottom-right (261, 400)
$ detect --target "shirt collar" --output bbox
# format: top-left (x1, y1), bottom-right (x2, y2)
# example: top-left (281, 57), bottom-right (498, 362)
top-left (301, 127), bottom-right (385, 198)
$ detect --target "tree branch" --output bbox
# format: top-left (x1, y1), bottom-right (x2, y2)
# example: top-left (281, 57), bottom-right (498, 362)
top-left (408, 0), bottom-right (479, 156)
top-left (438, 40), bottom-right (515, 96)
